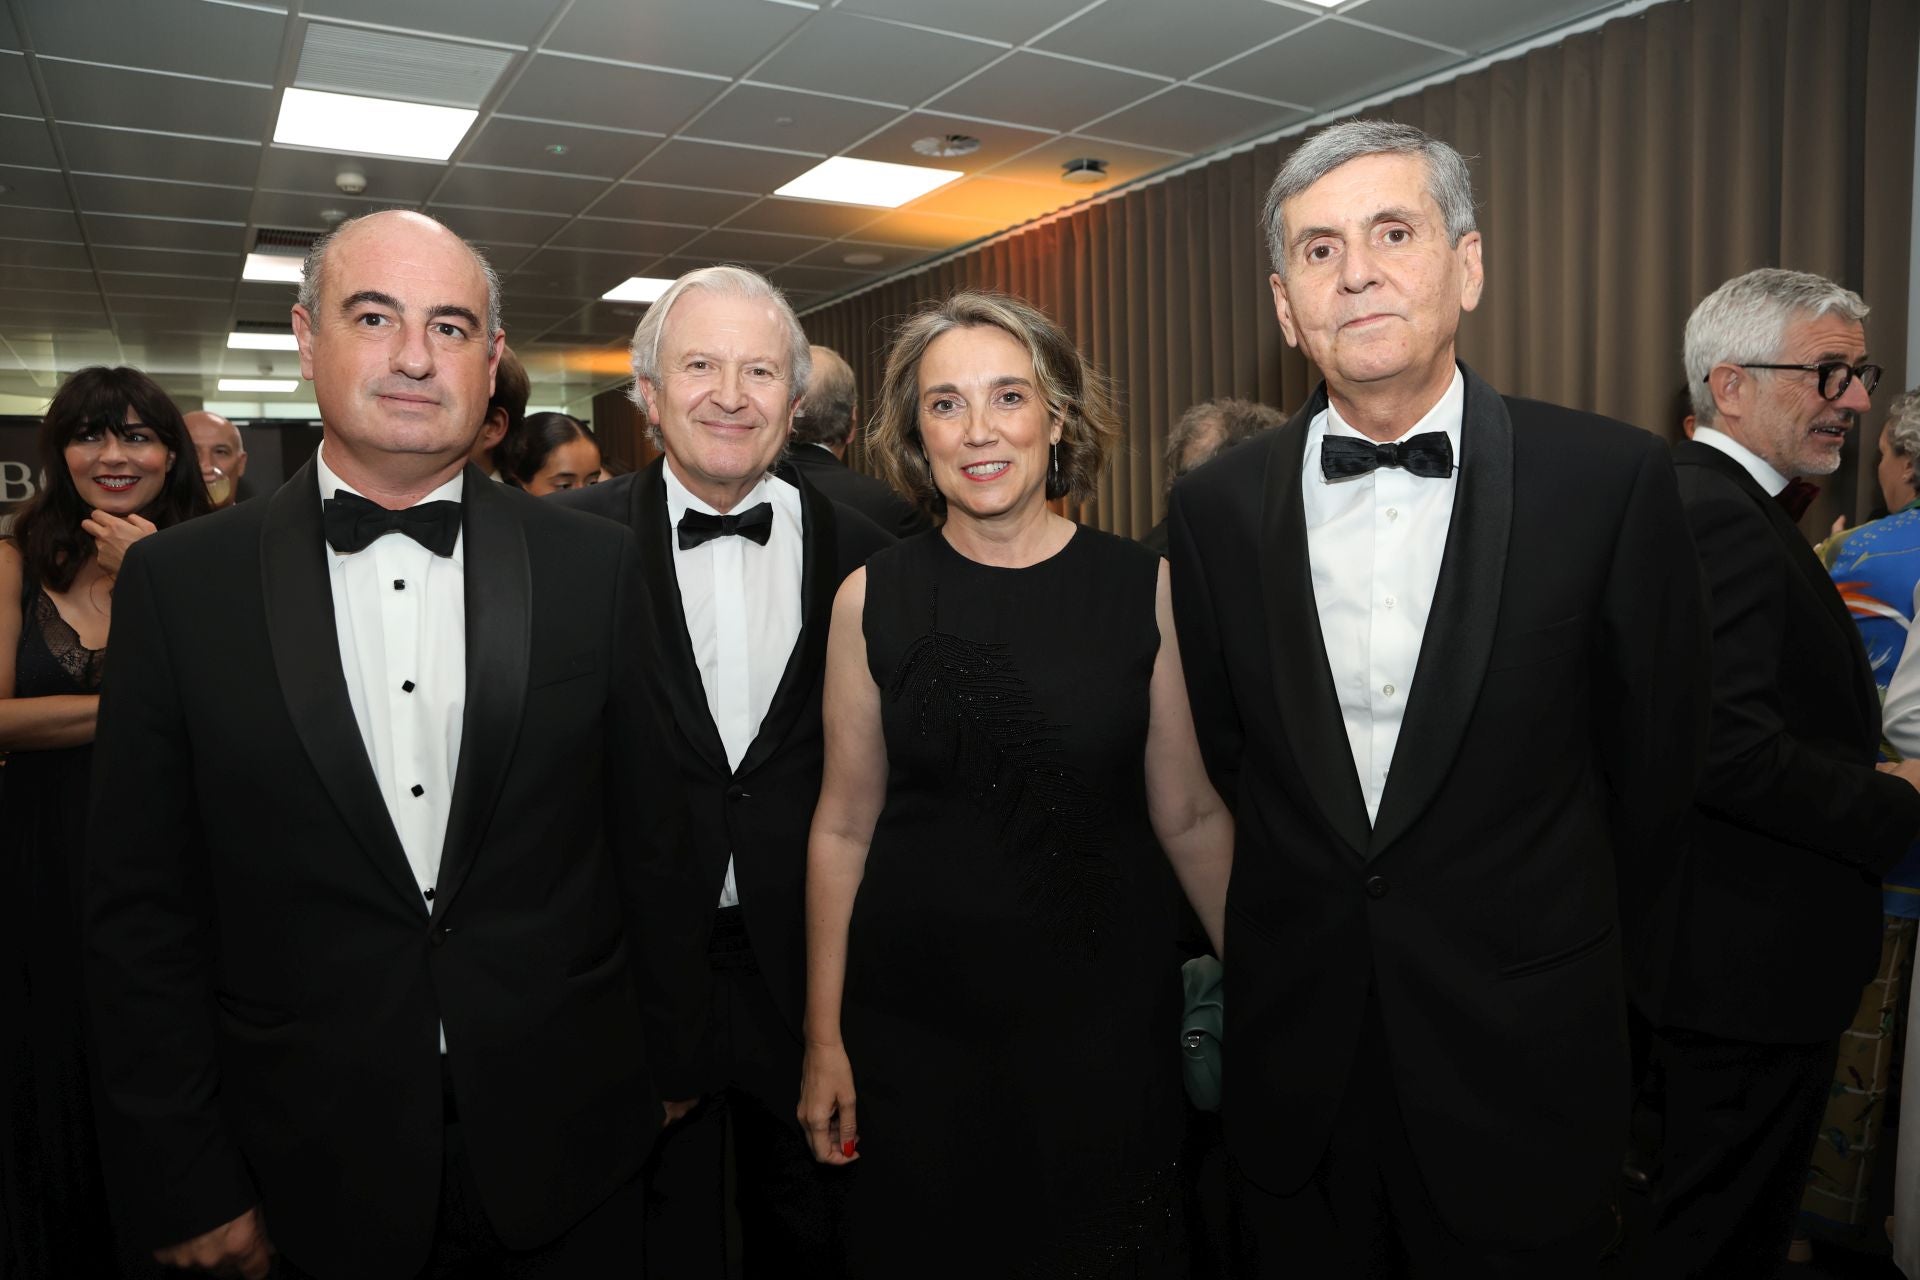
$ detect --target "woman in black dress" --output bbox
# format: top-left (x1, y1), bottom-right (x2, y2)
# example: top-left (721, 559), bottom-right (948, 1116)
top-left (799, 292), bottom-right (1233, 1277)
top-left (0, 366), bottom-right (208, 1276)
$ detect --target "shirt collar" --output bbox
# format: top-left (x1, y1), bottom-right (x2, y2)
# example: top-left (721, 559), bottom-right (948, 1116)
top-left (663, 457), bottom-right (774, 524)
top-left (1311, 365), bottom-right (1466, 475)
top-left (1691, 426), bottom-right (1791, 497)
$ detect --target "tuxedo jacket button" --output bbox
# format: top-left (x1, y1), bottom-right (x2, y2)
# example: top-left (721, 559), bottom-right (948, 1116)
top-left (430, 926), bottom-right (450, 947)
top-left (726, 784), bottom-right (747, 801)
top-left (1365, 875), bottom-right (1389, 900)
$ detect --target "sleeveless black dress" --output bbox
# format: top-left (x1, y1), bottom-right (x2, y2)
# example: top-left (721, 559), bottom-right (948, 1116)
top-left (844, 526), bottom-right (1187, 1279)
top-left (1, 573), bottom-right (128, 1278)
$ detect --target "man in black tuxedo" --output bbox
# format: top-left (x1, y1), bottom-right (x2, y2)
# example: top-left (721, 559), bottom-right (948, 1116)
top-left (1641, 268), bottom-right (1920, 1278)
top-left (786, 343), bottom-right (930, 538)
top-left (84, 210), bottom-right (695, 1279)
top-left (560, 267), bottom-right (892, 1276)
top-left (1169, 119), bottom-right (1709, 1275)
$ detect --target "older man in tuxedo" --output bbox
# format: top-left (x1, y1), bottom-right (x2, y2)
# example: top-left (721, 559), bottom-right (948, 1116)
top-left (1641, 269), bottom-right (1920, 1278)
top-left (85, 209), bottom-right (693, 1279)
top-left (1169, 119), bottom-right (1709, 1275)
top-left (561, 266), bottom-right (891, 1276)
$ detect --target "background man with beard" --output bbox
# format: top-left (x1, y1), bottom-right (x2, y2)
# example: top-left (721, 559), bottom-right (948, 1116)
top-left (1642, 268), bottom-right (1920, 1278)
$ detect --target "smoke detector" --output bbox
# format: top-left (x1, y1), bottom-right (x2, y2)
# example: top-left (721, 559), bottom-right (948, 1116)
top-left (335, 167), bottom-right (368, 195)
top-left (1060, 157), bottom-right (1109, 185)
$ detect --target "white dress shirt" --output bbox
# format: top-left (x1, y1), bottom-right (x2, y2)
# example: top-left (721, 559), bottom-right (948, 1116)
top-left (1302, 368), bottom-right (1465, 823)
top-left (316, 447), bottom-right (466, 908)
top-left (1691, 425), bottom-right (1791, 497)
top-left (664, 463), bottom-right (804, 907)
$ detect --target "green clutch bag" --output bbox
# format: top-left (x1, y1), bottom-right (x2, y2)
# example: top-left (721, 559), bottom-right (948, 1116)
top-left (1181, 955), bottom-right (1224, 1112)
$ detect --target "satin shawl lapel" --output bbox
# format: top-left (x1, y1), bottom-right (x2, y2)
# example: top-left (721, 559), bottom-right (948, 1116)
top-left (1261, 391), bottom-right (1373, 860)
top-left (1369, 366), bottom-right (1513, 859)
top-left (1676, 440), bottom-right (1880, 724)
top-left (430, 468), bottom-right (530, 924)
top-left (260, 458), bottom-right (422, 912)
top-left (735, 462), bottom-right (836, 780)
top-left (633, 459), bottom-right (730, 775)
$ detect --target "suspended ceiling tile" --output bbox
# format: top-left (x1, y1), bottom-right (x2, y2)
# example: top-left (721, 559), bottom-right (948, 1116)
top-left (0, 114), bottom-right (57, 169)
top-left (476, 242), bottom-right (534, 273)
top-left (586, 181), bottom-right (754, 226)
top-left (628, 139), bottom-right (817, 197)
top-left (516, 247), bottom-right (654, 298)
top-left (61, 123), bottom-right (262, 188)
top-left (0, 52), bottom-right (41, 116)
top-left (234, 281), bottom-right (298, 310)
top-left (790, 241), bottom-right (918, 274)
top-left (847, 113), bottom-right (1054, 176)
top-left (0, 238), bottom-right (90, 269)
top-left (5, 285), bottom-right (114, 311)
top-left (100, 271), bottom-right (235, 300)
top-left (500, 52), bottom-right (724, 137)
top-left (0, 165), bottom-right (70, 209)
top-left (464, 116), bottom-right (661, 180)
top-left (983, 134), bottom-right (1184, 189)
top-left (1037, 0), bottom-right (1314, 79)
top-left (767, 263), bottom-right (874, 296)
top-left (0, 205), bottom-right (84, 242)
top-left (0, 263), bottom-right (94, 292)
top-left (303, 0), bottom-right (562, 46)
top-left (1087, 86), bottom-right (1305, 155)
top-left (257, 148), bottom-right (445, 203)
top-left (545, 217), bottom-right (693, 255)
top-left (1340, 0), bottom-right (1607, 55)
top-left (927, 52), bottom-right (1165, 134)
top-left (1201, 18), bottom-right (1459, 109)
top-left (22, 0), bottom-right (286, 82)
top-left (833, 0), bottom-right (1090, 46)
top-left (543, 0), bottom-right (811, 80)
top-left (83, 212), bottom-right (245, 253)
top-left (905, 175), bottom-right (1084, 226)
top-left (687, 85), bottom-right (895, 155)
top-left (841, 209), bottom-right (998, 251)
top-left (91, 245), bottom-right (241, 277)
top-left (676, 226), bottom-right (824, 267)
top-left (39, 59), bottom-right (273, 140)
top-left (754, 13), bottom-right (1004, 108)
top-left (721, 198), bottom-right (888, 240)
top-left (250, 189), bottom-right (405, 231)
top-left (432, 164), bottom-right (608, 217)
top-left (423, 204), bottom-right (569, 246)
top-left (71, 173), bottom-right (253, 222)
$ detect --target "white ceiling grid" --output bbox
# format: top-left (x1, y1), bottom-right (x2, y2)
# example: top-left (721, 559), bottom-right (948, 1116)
top-left (0, 0), bottom-right (1618, 411)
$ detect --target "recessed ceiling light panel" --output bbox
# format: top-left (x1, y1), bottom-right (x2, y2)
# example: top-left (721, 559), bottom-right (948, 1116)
top-left (218, 378), bottom-right (300, 393)
top-left (273, 87), bottom-right (478, 163)
top-left (602, 277), bottom-right (675, 304)
top-left (776, 156), bottom-right (962, 209)
top-left (228, 332), bottom-right (300, 351)
top-left (242, 252), bottom-right (306, 285)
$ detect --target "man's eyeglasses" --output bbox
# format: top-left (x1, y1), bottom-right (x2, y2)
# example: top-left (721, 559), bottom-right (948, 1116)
top-left (1720, 361), bottom-right (1883, 401)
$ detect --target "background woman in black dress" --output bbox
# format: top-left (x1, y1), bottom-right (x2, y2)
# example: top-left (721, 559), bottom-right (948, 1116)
top-left (799, 292), bottom-right (1233, 1277)
top-left (0, 366), bottom-right (207, 1276)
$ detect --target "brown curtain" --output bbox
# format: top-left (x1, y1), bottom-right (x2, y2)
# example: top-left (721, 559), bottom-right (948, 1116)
top-left (801, 0), bottom-right (1918, 537)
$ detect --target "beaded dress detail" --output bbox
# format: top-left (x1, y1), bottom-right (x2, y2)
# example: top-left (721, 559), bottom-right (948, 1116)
top-left (843, 526), bottom-right (1186, 1278)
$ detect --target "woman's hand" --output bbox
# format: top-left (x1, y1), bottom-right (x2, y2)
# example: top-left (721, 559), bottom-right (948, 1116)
top-left (798, 1041), bottom-right (860, 1165)
top-left (82, 510), bottom-right (158, 578)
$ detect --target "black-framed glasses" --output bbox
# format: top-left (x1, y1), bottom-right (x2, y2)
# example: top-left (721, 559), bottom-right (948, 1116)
top-left (1722, 361), bottom-right (1883, 401)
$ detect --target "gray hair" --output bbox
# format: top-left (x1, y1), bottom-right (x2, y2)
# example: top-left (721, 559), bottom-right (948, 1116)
top-left (1682, 268), bottom-right (1870, 426)
top-left (628, 265), bottom-right (812, 444)
top-left (1884, 387), bottom-right (1920, 461)
top-left (1263, 119), bottom-right (1477, 276)
top-left (298, 211), bottom-right (502, 338)
top-left (794, 344), bottom-right (856, 447)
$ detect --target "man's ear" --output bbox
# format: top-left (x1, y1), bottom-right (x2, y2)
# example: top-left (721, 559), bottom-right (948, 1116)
top-left (291, 305), bottom-right (317, 381)
top-left (479, 407), bottom-right (509, 451)
top-left (1706, 365), bottom-right (1748, 426)
top-left (1270, 273), bottom-right (1300, 350)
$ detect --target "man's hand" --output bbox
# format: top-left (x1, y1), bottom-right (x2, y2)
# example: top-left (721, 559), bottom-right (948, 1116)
top-left (81, 510), bottom-right (158, 578)
top-left (662, 1097), bottom-right (698, 1127)
top-left (153, 1207), bottom-right (273, 1278)
top-left (1877, 759), bottom-right (1920, 791)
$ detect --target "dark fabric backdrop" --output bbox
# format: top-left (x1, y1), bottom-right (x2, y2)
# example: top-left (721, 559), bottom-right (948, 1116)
top-left (799, 0), bottom-right (1919, 538)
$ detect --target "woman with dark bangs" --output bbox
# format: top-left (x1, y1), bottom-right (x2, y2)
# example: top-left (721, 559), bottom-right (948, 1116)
top-left (501, 411), bottom-right (603, 495)
top-left (0, 365), bottom-right (207, 1277)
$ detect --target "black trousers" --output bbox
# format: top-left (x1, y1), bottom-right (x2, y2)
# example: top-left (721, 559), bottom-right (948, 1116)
top-left (642, 913), bottom-right (847, 1279)
top-left (273, 1089), bottom-right (644, 1280)
top-left (1230, 997), bottom-right (1614, 1279)
top-left (1644, 1027), bottom-right (1838, 1280)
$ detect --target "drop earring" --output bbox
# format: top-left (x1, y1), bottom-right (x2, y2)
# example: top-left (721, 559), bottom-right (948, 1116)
top-left (1050, 442), bottom-right (1060, 481)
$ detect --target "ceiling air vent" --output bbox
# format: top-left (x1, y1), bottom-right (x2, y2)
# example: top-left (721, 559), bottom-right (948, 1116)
top-left (296, 23), bottom-right (512, 110)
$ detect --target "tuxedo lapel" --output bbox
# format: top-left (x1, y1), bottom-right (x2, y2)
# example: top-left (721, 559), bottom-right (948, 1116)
top-left (260, 458), bottom-right (424, 912)
top-left (430, 469), bottom-right (529, 924)
top-left (735, 462), bottom-right (836, 780)
top-left (1369, 365), bottom-right (1513, 859)
top-left (633, 459), bottom-right (730, 775)
top-left (1261, 396), bottom-right (1372, 860)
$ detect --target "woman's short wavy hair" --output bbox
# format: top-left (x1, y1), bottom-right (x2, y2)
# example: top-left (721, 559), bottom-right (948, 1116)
top-left (867, 291), bottom-right (1120, 516)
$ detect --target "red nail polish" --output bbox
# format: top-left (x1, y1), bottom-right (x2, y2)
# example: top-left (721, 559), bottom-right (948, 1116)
top-left (842, 1139), bottom-right (856, 1157)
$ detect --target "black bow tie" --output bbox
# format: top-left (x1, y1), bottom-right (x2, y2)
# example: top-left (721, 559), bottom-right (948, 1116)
top-left (677, 502), bottom-right (774, 551)
top-left (323, 490), bottom-right (462, 557)
top-left (1775, 478), bottom-right (1820, 522)
top-left (1320, 431), bottom-right (1455, 481)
